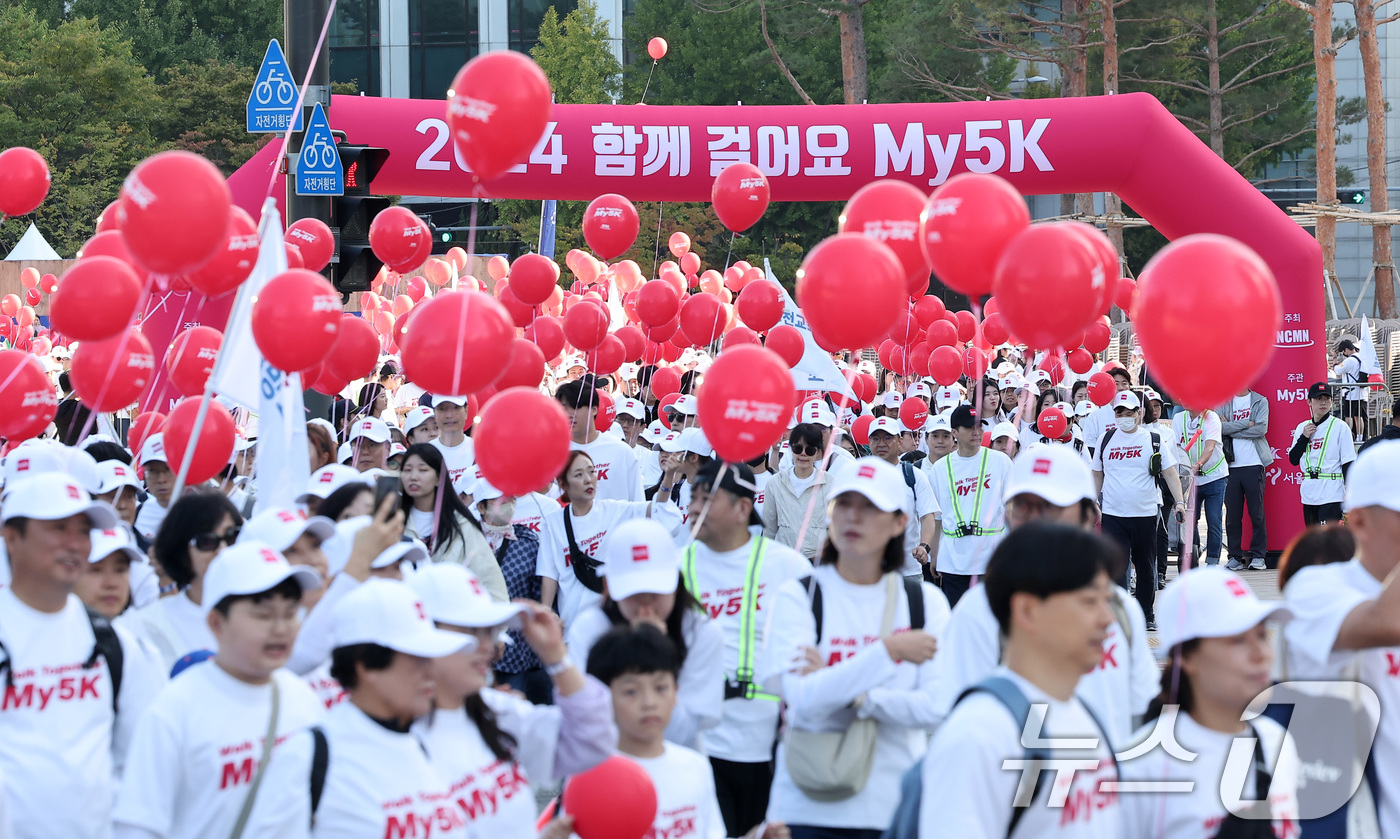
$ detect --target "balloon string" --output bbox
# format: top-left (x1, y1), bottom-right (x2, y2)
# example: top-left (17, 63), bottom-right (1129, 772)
top-left (639, 59), bottom-right (658, 105)
top-left (262, 0), bottom-right (340, 203)
top-left (723, 231), bottom-right (736, 271)
top-left (73, 272), bottom-right (159, 449)
top-left (651, 202), bottom-right (665, 281)
top-left (436, 193), bottom-right (482, 544)
top-left (791, 355), bottom-right (863, 556)
top-left (143, 292), bottom-right (196, 412)
top-left (686, 461), bottom-right (728, 541)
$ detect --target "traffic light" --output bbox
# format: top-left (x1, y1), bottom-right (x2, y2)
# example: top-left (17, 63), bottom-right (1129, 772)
top-left (1339, 189), bottom-right (1367, 205)
top-left (330, 145), bottom-right (390, 294)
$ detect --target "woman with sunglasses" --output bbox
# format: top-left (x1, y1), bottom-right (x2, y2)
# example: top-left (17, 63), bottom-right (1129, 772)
top-left (116, 491), bottom-right (243, 671)
top-left (762, 424), bottom-right (830, 560)
top-left (409, 564), bottom-right (616, 839)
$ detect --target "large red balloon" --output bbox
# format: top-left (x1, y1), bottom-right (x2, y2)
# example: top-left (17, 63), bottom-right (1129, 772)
top-left (964, 345), bottom-right (989, 383)
top-left (1038, 355), bottom-right (1067, 386)
top-left (1052, 221), bottom-right (1119, 316)
top-left (697, 345), bottom-right (798, 462)
top-left (722, 326), bottom-right (760, 351)
top-left (840, 180), bottom-right (932, 297)
top-left (982, 313), bottom-right (1010, 346)
top-left (165, 326), bottom-right (222, 397)
top-left (921, 173), bottom-right (1030, 297)
top-left (188, 207), bottom-right (259, 298)
top-left (447, 51), bottom-right (553, 181)
top-left (1136, 235), bottom-right (1281, 410)
top-left (369, 206), bottom-right (432, 273)
top-left (736, 280), bottom-right (784, 333)
top-left (711, 163), bottom-right (770, 232)
top-left (285, 218), bottom-right (335, 273)
top-left (1037, 407), bottom-right (1068, 439)
top-left (0, 350), bottom-right (56, 442)
top-left (908, 342), bottom-right (933, 377)
top-left (509, 253), bottom-right (558, 305)
top-left (524, 316), bottom-right (565, 362)
top-left (326, 315), bottom-right (380, 382)
top-left (679, 292), bottom-right (726, 347)
top-left (643, 316), bottom-right (680, 345)
top-left (129, 411), bottom-right (165, 456)
top-left (49, 256), bottom-right (142, 342)
top-left (497, 282), bottom-right (537, 328)
top-left (71, 329), bottom-right (154, 412)
top-left (993, 225), bottom-right (1101, 350)
top-left (954, 310), bottom-right (978, 343)
top-left (796, 234), bottom-right (904, 351)
top-left (562, 755), bottom-right (657, 839)
top-left (913, 295), bottom-right (947, 329)
top-left (593, 390), bottom-right (616, 434)
top-left (851, 414), bottom-right (875, 445)
top-left (1083, 320), bottom-right (1112, 354)
top-left (586, 333), bottom-right (626, 376)
top-left (582, 194), bottom-right (640, 260)
top-left (928, 345), bottom-right (963, 386)
top-left (494, 338), bottom-right (546, 390)
top-left (118, 150), bottom-right (230, 275)
top-left (1086, 371), bottom-right (1115, 406)
top-left (614, 324), bottom-right (645, 361)
top-left (563, 301), bottom-right (610, 351)
top-left (163, 397), bottom-right (236, 485)
top-left (1066, 348), bottom-right (1094, 375)
top-left (899, 397), bottom-right (930, 431)
top-left (851, 373), bottom-right (876, 404)
top-left (765, 324), bottom-right (804, 368)
top-left (648, 366), bottom-right (681, 398)
top-left (1115, 276), bottom-right (1137, 315)
top-left (251, 269), bottom-right (342, 373)
top-left (402, 291), bottom-right (515, 395)
top-left (636, 280), bottom-right (681, 327)
top-left (475, 388), bottom-right (571, 496)
top-left (0, 147), bottom-right (51, 216)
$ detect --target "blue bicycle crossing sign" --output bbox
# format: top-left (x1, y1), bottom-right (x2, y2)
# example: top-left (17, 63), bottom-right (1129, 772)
top-left (295, 104), bottom-right (343, 196)
top-left (247, 40), bottom-right (303, 133)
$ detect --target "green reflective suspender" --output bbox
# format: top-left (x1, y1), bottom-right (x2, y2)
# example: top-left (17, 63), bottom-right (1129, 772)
top-left (941, 449), bottom-right (1003, 537)
top-left (1304, 417), bottom-right (1344, 480)
top-left (1181, 416), bottom-right (1225, 478)
top-left (681, 538), bottom-right (779, 702)
top-left (681, 543), bottom-right (699, 601)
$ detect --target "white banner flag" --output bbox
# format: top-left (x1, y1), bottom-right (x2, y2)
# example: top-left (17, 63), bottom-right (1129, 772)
top-left (1359, 315), bottom-right (1383, 377)
top-left (764, 259), bottom-right (857, 400)
top-left (208, 198), bottom-right (289, 410)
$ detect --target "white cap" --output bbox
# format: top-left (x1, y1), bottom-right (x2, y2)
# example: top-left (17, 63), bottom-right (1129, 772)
top-left (826, 457), bottom-right (907, 513)
top-left (999, 373), bottom-right (1025, 391)
top-left (238, 507), bottom-right (336, 552)
top-left (298, 464), bottom-right (366, 503)
top-left (563, 355), bottom-right (586, 372)
top-left (404, 406), bottom-right (436, 434)
top-left (95, 461), bottom-right (142, 496)
top-left (659, 431), bottom-right (685, 453)
top-left (906, 382), bottom-right (932, 401)
top-left (139, 433), bottom-right (167, 465)
top-left (1143, 389), bottom-right (1163, 404)
top-left (431, 394), bottom-right (470, 408)
top-left (677, 427), bottom-right (712, 457)
top-left (600, 518), bottom-right (681, 600)
top-left (799, 401), bottom-right (837, 428)
top-left (337, 442), bottom-right (352, 463)
top-left (1, 473), bottom-right (118, 529)
top-left (1073, 400), bottom-right (1096, 418)
top-left (1156, 566), bottom-right (1292, 653)
top-left (308, 418), bottom-right (336, 440)
top-left (2, 440), bottom-right (96, 495)
top-left (232, 435), bottom-right (256, 454)
top-left (990, 421), bottom-right (1018, 442)
top-left (1053, 401), bottom-right (1074, 416)
top-left (1345, 440), bottom-right (1400, 513)
top-left (1111, 391), bottom-right (1141, 411)
top-left (880, 391), bottom-right (903, 409)
top-left (347, 417), bottom-right (392, 444)
top-left (202, 540), bottom-right (323, 615)
top-left (389, 442), bottom-right (407, 458)
top-left (1002, 445), bottom-right (1095, 507)
top-left (1027, 370), bottom-right (1053, 386)
top-left (619, 363), bottom-right (639, 381)
top-left (923, 413), bottom-right (952, 434)
top-left (89, 526), bottom-right (144, 565)
top-left (616, 398), bottom-right (646, 420)
top-left (934, 386), bottom-right (962, 409)
top-left (472, 477), bottom-right (504, 503)
top-left (409, 563), bottom-right (525, 629)
top-left (868, 417), bottom-right (903, 438)
top-left (331, 578), bottom-right (474, 657)
top-left (372, 537), bottom-right (431, 570)
top-left (643, 421), bottom-right (668, 444)
top-left (663, 394), bottom-right (697, 416)
top-left (858, 360), bottom-right (876, 376)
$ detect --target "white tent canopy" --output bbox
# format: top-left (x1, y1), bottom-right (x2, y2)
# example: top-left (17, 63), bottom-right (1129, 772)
top-left (3, 223), bottom-right (61, 261)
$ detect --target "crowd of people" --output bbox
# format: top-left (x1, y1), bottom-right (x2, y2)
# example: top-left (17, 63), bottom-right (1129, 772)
top-left (0, 335), bottom-right (1397, 839)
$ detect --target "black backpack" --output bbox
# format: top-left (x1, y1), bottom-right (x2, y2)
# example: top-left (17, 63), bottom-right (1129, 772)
top-left (798, 574), bottom-right (925, 642)
top-left (0, 606), bottom-right (124, 713)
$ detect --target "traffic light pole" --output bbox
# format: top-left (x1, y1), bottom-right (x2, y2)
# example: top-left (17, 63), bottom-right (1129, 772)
top-left (285, 0), bottom-right (332, 234)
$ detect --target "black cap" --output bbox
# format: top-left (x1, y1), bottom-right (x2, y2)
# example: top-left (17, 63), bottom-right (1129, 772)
top-left (1307, 382), bottom-right (1331, 400)
top-left (1337, 339), bottom-right (1358, 353)
top-left (949, 405), bottom-right (978, 430)
top-left (694, 460), bottom-right (757, 500)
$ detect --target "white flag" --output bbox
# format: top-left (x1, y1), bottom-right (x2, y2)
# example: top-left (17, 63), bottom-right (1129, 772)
top-left (1359, 315), bottom-right (1382, 377)
top-left (208, 198), bottom-right (289, 410)
top-left (764, 259), bottom-right (856, 400)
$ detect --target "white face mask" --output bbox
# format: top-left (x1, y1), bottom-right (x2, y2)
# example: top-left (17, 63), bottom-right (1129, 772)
top-left (1115, 416), bottom-right (1139, 434)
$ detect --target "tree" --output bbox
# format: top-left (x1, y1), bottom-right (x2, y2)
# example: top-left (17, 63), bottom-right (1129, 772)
top-left (871, 0), bottom-right (1016, 103)
top-left (532, 1), bottom-right (623, 105)
top-left (1353, 0), bottom-right (1398, 318)
top-left (153, 59), bottom-right (273, 176)
top-left (63, 0), bottom-right (281, 78)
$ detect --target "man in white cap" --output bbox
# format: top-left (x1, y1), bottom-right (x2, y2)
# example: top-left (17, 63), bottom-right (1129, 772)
top-left (346, 416), bottom-right (392, 474)
top-left (1092, 390), bottom-right (1185, 630)
top-left (1081, 365), bottom-right (1135, 458)
top-left (0, 473), bottom-right (167, 839)
top-left (614, 397), bottom-right (648, 450)
top-left (878, 390), bottom-right (903, 419)
top-left (134, 433), bottom-right (173, 545)
top-left (430, 394), bottom-right (477, 492)
top-left (557, 379), bottom-right (642, 503)
top-left (928, 406), bottom-right (1012, 606)
top-left (657, 428), bottom-right (713, 515)
top-left (867, 417), bottom-right (941, 583)
top-left (1283, 440), bottom-right (1400, 839)
top-left (1288, 381), bottom-right (1356, 526)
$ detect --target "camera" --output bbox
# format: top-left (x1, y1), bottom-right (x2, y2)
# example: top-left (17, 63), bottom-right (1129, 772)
top-left (957, 523), bottom-right (978, 537)
top-left (1308, 470), bottom-right (1320, 480)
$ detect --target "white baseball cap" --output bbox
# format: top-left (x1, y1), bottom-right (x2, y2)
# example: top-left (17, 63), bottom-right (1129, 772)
top-left (600, 518), bottom-right (681, 600)
top-left (1027, 370), bottom-right (1053, 386)
top-left (472, 477), bottom-right (504, 503)
top-left (1, 473), bottom-right (118, 529)
top-left (308, 418), bottom-right (336, 440)
top-left (826, 457), bottom-right (907, 513)
top-left (298, 464), bottom-right (366, 504)
top-left (880, 391), bottom-right (903, 409)
top-left (616, 398), bottom-right (647, 420)
top-left (659, 431), bottom-right (685, 453)
top-left (1002, 445), bottom-right (1095, 507)
top-left (322, 516), bottom-right (429, 575)
top-left (998, 373), bottom-right (1025, 391)
top-left (1155, 566), bottom-right (1292, 653)
top-left (238, 507), bottom-right (336, 552)
top-left (139, 433), bottom-right (167, 466)
top-left (389, 442), bottom-right (407, 458)
top-left (800, 401), bottom-right (837, 428)
top-left (404, 406), bottom-right (436, 434)
top-left (202, 540), bottom-right (323, 615)
top-left (1111, 391), bottom-right (1141, 411)
top-left (1345, 440), bottom-right (1400, 513)
top-left (677, 427), bottom-right (712, 457)
top-left (906, 382), bottom-right (932, 401)
top-left (2, 440), bottom-right (96, 496)
top-left (89, 526), bottom-right (144, 565)
top-left (95, 461), bottom-right (142, 495)
top-left (644, 421), bottom-right (668, 444)
top-left (672, 394), bottom-right (699, 416)
top-left (347, 417), bottom-right (392, 444)
top-left (923, 413), bottom-right (952, 434)
top-left (934, 386), bottom-right (962, 409)
top-left (409, 563), bottom-right (525, 629)
top-left (1073, 400), bottom-right (1096, 418)
top-left (868, 417), bottom-right (903, 438)
top-left (372, 537), bottom-right (431, 571)
top-left (331, 578), bottom-right (473, 657)
top-left (1053, 401), bottom-right (1074, 417)
top-left (1143, 389), bottom-right (1164, 404)
top-left (431, 394), bottom-right (470, 408)
top-left (990, 421), bottom-right (1019, 442)
top-left (562, 355), bottom-right (586, 372)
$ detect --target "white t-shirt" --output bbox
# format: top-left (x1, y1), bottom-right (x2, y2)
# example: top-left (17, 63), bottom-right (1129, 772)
top-left (571, 433), bottom-right (642, 502)
top-left (759, 565), bottom-right (951, 829)
top-left (304, 662), bottom-right (345, 710)
top-left (117, 590), bottom-right (219, 673)
top-left (638, 447), bottom-right (663, 490)
top-left (1082, 403), bottom-right (1116, 455)
top-left (409, 508), bottom-right (435, 542)
top-left (677, 536), bottom-right (811, 763)
top-left (509, 492), bottom-right (560, 537)
top-left (1289, 417), bottom-right (1356, 505)
top-left (1173, 410), bottom-right (1228, 486)
top-left (930, 583), bottom-right (1158, 750)
top-left (1119, 712), bottom-right (1299, 839)
top-left (1092, 425), bottom-right (1179, 518)
top-left (885, 460), bottom-right (940, 576)
top-left (752, 470), bottom-right (772, 526)
top-left (134, 497), bottom-right (169, 543)
top-left (920, 668), bottom-right (1121, 839)
top-left (538, 500), bottom-right (683, 627)
top-left (624, 744), bottom-right (726, 839)
top-left (431, 436), bottom-right (476, 496)
top-left (787, 468), bottom-right (819, 497)
top-left (1333, 355), bottom-right (1365, 401)
top-left (1228, 396), bottom-right (1262, 468)
top-left (927, 449), bottom-right (1012, 577)
top-left (113, 664), bottom-right (324, 839)
top-left (0, 589), bottom-right (167, 839)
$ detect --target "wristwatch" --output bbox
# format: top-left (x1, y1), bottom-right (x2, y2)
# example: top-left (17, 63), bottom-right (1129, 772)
top-left (918, 542), bottom-right (932, 555)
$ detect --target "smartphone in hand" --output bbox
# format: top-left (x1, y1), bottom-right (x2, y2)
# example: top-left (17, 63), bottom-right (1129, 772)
top-left (375, 473), bottom-right (402, 509)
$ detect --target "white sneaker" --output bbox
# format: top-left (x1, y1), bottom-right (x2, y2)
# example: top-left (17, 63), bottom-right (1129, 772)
top-left (1227, 559), bottom-right (1245, 571)
top-left (1249, 557), bottom-right (1267, 571)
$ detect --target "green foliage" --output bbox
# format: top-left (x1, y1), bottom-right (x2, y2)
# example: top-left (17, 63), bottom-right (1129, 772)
top-left (153, 59), bottom-right (273, 176)
top-left (532, 1), bottom-right (623, 105)
top-left (64, 0), bottom-right (281, 78)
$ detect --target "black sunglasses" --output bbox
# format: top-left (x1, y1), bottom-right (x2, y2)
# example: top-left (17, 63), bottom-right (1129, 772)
top-left (189, 527), bottom-right (240, 552)
top-left (790, 444), bottom-right (822, 457)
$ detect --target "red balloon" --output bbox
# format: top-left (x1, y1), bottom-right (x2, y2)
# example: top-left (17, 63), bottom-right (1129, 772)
top-left (765, 324), bottom-right (804, 368)
top-left (582, 194), bottom-right (640, 260)
top-left (648, 366), bottom-right (681, 398)
top-left (447, 51), bottom-right (553, 181)
top-left (921, 172), bottom-right (1030, 296)
top-left (1037, 407), bottom-right (1068, 439)
top-left (130, 411), bottom-right (165, 456)
top-left (899, 397), bottom-right (929, 431)
top-left (563, 301), bottom-right (610, 351)
top-left (95, 200), bottom-right (121, 233)
top-left (71, 328), bottom-right (154, 411)
top-left (78, 230), bottom-right (147, 284)
top-left (1052, 221), bottom-right (1119, 316)
top-left (954, 310), bottom-right (977, 343)
top-left (796, 234), bottom-right (905, 351)
top-left (722, 326), bottom-right (760, 351)
top-left (697, 345), bottom-right (798, 462)
top-left (982, 313), bottom-right (1009, 346)
top-left (661, 340), bottom-right (686, 362)
top-left (591, 390), bottom-right (616, 434)
top-left (510, 253), bottom-right (558, 305)
top-left (251, 269), bottom-right (342, 373)
top-left (0, 350), bottom-right (56, 441)
top-left (711, 163), bottom-right (771, 232)
top-left (282, 242), bottom-right (305, 272)
top-left (908, 342), bottom-right (932, 377)
top-left (22, 288), bottom-right (40, 306)
top-left (736, 280), bottom-right (784, 333)
top-left (1066, 348), bottom-right (1094, 375)
top-left (189, 207), bottom-right (259, 297)
top-left (644, 316), bottom-right (680, 345)
top-left (887, 345), bottom-right (910, 377)
top-left (877, 339), bottom-right (896, 369)
top-left (165, 326), bottom-right (222, 397)
top-left (312, 364), bottom-right (351, 397)
top-left (586, 333), bottom-right (626, 376)
top-left (1083, 320), bottom-right (1112, 354)
top-left (369, 206), bottom-right (432, 273)
top-left (887, 309), bottom-right (919, 346)
top-left (494, 338), bottom-right (546, 390)
top-left (285, 218), bottom-right (335, 273)
top-left (928, 345), bottom-right (963, 386)
top-left (1086, 372), bottom-right (1115, 406)
top-left (49, 256), bottom-right (142, 342)
top-left (854, 372), bottom-right (877, 404)
top-left (1038, 355), bottom-right (1067, 386)
top-left (636, 280), bottom-right (681, 327)
top-left (840, 180), bottom-right (932, 297)
top-left (327, 315), bottom-right (380, 382)
top-left (0, 147), bottom-right (51, 216)
top-left (119, 150), bottom-right (230, 275)
top-left (647, 37), bottom-right (668, 60)
top-left (1115, 276), bottom-right (1137, 314)
top-left (1136, 234), bottom-right (1281, 410)
top-left (994, 225), bottom-right (1102, 351)
top-left (401, 291), bottom-right (516, 396)
top-left (404, 275), bottom-right (429, 303)
top-left (39, 273), bottom-right (58, 295)
top-left (562, 755), bottom-right (657, 839)
top-left (913, 295), bottom-right (947, 329)
top-left (524, 316), bottom-right (565, 362)
top-left (924, 319), bottom-right (958, 348)
top-left (497, 283), bottom-right (538, 329)
top-left (614, 324), bottom-right (645, 361)
top-left (679, 292), bottom-right (726, 347)
top-left (851, 414), bottom-right (874, 445)
top-left (163, 397), bottom-right (237, 485)
top-left (964, 345), bottom-right (989, 383)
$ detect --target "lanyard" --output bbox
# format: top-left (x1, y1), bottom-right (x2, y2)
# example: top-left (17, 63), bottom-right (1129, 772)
top-left (1180, 420), bottom-right (1221, 476)
top-left (681, 538), bottom-right (778, 701)
top-left (944, 449), bottom-right (990, 528)
top-left (1306, 417), bottom-right (1335, 475)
